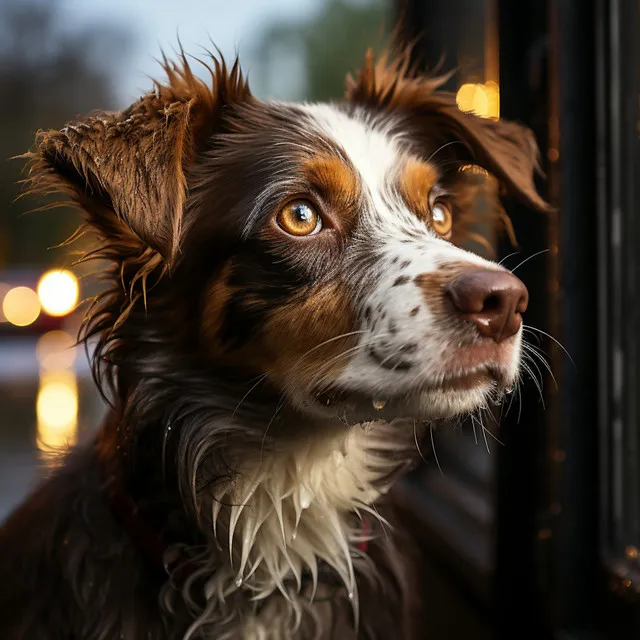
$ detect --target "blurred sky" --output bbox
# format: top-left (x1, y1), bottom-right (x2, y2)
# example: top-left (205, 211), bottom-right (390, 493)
top-left (58, 0), bottom-right (329, 104)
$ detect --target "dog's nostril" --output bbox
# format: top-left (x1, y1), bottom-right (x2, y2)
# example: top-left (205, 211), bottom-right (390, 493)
top-left (482, 294), bottom-right (501, 313)
top-left (446, 270), bottom-right (529, 343)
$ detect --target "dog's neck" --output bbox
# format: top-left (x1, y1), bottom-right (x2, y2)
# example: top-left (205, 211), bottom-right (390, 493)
top-left (205, 419), bottom-right (418, 591)
top-left (171, 417), bottom-right (421, 636)
top-left (103, 400), bottom-right (423, 636)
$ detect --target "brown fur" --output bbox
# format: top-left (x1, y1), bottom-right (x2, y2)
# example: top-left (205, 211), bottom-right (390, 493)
top-left (346, 46), bottom-right (551, 216)
top-left (302, 156), bottom-right (361, 223)
top-left (414, 261), bottom-right (478, 318)
top-left (397, 158), bottom-right (440, 220)
top-left (0, 40), bottom-right (550, 640)
top-left (263, 281), bottom-right (359, 391)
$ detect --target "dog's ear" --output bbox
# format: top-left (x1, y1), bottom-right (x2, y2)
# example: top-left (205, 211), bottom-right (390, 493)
top-left (25, 54), bottom-right (252, 270)
top-left (346, 48), bottom-right (552, 214)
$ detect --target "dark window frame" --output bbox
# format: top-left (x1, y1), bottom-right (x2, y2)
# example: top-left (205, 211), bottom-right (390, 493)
top-left (594, 0), bottom-right (640, 634)
top-left (397, 0), bottom-right (640, 637)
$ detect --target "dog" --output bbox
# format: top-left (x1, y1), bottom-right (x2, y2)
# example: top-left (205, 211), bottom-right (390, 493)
top-left (0, 43), bottom-right (549, 639)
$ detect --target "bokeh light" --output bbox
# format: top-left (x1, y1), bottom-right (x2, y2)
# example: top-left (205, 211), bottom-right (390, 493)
top-left (0, 283), bottom-right (11, 322)
top-left (37, 370), bottom-right (78, 450)
top-left (36, 330), bottom-right (77, 371)
top-left (456, 81), bottom-right (500, 119)
top-left (2, 286), bottom-right (41, 326)
top-left (37, 270), bottom-right (79, 317)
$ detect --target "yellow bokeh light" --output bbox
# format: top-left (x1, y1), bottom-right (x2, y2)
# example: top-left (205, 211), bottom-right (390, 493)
top-left (37, 270), bottom-right (79, 317)
top-left (2, 286), bottom-right (41, 326)
top-left (0, 283), bottom-right (11, 322)
top-left (37, 370), bottom-right (78, 450)
top-left (36, 330), bottom-right (77, 371)
top-left (484, 81), bottom-right (500, 119)
top-left (456, 82), bottom-right (500, 119)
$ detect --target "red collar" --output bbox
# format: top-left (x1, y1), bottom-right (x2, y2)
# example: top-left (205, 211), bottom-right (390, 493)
top-left (357, 518), bottom-right (371, 553)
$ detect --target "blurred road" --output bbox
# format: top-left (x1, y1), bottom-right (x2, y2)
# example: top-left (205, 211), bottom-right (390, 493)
top-left (0, 337), bottom-right (105, 523)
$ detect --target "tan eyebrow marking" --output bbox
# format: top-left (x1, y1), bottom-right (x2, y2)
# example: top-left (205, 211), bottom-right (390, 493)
top-left (302, 155), bottom-right (361, 213)
top-left (398, 158), bottom-right (439, 218)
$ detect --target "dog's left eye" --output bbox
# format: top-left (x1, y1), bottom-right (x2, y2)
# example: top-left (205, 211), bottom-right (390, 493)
top-left (432, 200), bottom-right (453, 238)
top-left (276, 200), bottom-right (322, 236)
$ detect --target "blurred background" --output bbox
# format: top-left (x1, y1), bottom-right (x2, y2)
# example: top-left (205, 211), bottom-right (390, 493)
top-left (0, 0), bottom-right (638, 637)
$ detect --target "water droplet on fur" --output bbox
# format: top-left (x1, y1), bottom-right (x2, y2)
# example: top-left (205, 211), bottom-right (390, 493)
top-left (300, 487), bottom-right (312, 509)
top-left (235, 578), bottom-right (243, 587)
top-left (348, 591), bottom-right (354, 600)
top-left (372, 398), bottom-right (386, 410)
top-left (291, 531), bottom-right (297, 541)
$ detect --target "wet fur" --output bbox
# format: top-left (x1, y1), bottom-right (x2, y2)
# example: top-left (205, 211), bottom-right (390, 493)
top-left (0, 42), bottom-right (547, 639)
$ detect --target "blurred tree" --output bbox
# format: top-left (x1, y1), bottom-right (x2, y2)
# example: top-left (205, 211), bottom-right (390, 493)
top-left (0, 0), bottom-right (132, 268)
top-left (249, 0), bottom-right (391, 102)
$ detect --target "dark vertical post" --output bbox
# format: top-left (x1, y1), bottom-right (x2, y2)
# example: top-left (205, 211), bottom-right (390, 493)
top-left (494, 1), bottom-right (553, 636)
top-left (550, 0), bottom-right (600, 631)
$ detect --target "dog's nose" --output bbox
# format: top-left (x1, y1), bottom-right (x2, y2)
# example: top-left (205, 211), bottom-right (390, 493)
top-left (446, 270), bottom-right (528, 343)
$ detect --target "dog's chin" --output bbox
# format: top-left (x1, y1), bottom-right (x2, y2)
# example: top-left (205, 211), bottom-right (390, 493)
top-left (299, 366), bottom-right (515, 424)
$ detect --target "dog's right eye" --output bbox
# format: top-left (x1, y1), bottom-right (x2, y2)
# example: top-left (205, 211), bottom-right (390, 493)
top-left (276, 200), bottom-right (322, 237)
top-left (432, 200), bottom-right (453, 238)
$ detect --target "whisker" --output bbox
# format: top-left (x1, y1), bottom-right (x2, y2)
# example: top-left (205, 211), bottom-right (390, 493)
top-left (425, 140), bottom-right (464, 165)
top-left (259, 396), bottom-right (285, 462)
top-left (478, 412), bottom-right (492, 453)
top-left (498, 250), bottom-right (521, 266)
top-left (523, 328), bottom-right (542, 345)
top-left (469, 415), bottom-right (479, 444)
top-left (523, 324), bottom-right (576, 368)
top-left (307, 333), bottom-right (391, 388)
top-left (510, 249), bottom-right (550, 274)
top-left (291, 330), bottom-right (369, 371)
top-left (522, 351), bottom-right (545, 392)
top-left (521, 341), bottom-right (558, 390)
top-left (480, 413), bottom-right (505, 446)
top-left (516, 376), bottom-right (523, 424)
top-left (317, 334), bottom-right (389, 368)
top-left (413, 419), bottom-right (429, 465)
top-left (520, 361), bottom-right (545, 408)
top-left (233, 372), bottom-right (270, 416)
top-left (376, 343), bottom-right (414, 370)
top-left (469, 413), bottom-right (489, 454)
top-left (475, 413), bottom-right (491, 454)
top-left (429, 424), bottom-right (444, 476)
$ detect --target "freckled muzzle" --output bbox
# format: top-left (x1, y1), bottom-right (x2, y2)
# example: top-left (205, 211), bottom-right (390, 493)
top-left (301, 252), bottom-right (529, 422)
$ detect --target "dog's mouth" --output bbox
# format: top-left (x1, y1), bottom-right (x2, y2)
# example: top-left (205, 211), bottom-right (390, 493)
top-left (315, 366), bottom-right (496, 402)
top-left (426, 368), bottom-right (496, 392)
top-left (308, 363), bottom-right (512, 422)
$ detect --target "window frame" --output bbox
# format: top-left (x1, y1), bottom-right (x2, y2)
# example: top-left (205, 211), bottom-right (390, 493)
top-left (397, 0), bottom-right (640, 636)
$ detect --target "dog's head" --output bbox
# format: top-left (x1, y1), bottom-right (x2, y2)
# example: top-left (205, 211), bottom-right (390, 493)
top-left (27, 48), bottom-right (549, 426)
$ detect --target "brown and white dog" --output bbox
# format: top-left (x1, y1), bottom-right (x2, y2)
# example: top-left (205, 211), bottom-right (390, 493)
top-left (0, 45), bottom-right (549, 639)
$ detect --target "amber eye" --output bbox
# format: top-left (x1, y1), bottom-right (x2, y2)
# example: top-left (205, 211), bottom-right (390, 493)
top-left (432, 200), bottom-right (453, 237)
top-left (276, 200), bottom-right (322, 236)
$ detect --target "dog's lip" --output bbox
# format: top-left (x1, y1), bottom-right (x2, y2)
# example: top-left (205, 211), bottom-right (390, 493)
top-left (439, 337), bottom-right (519, 372)
top-left (313, 365), bottom-right (504, 408)
top-left (427, 367), bottom-right (495, 391)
